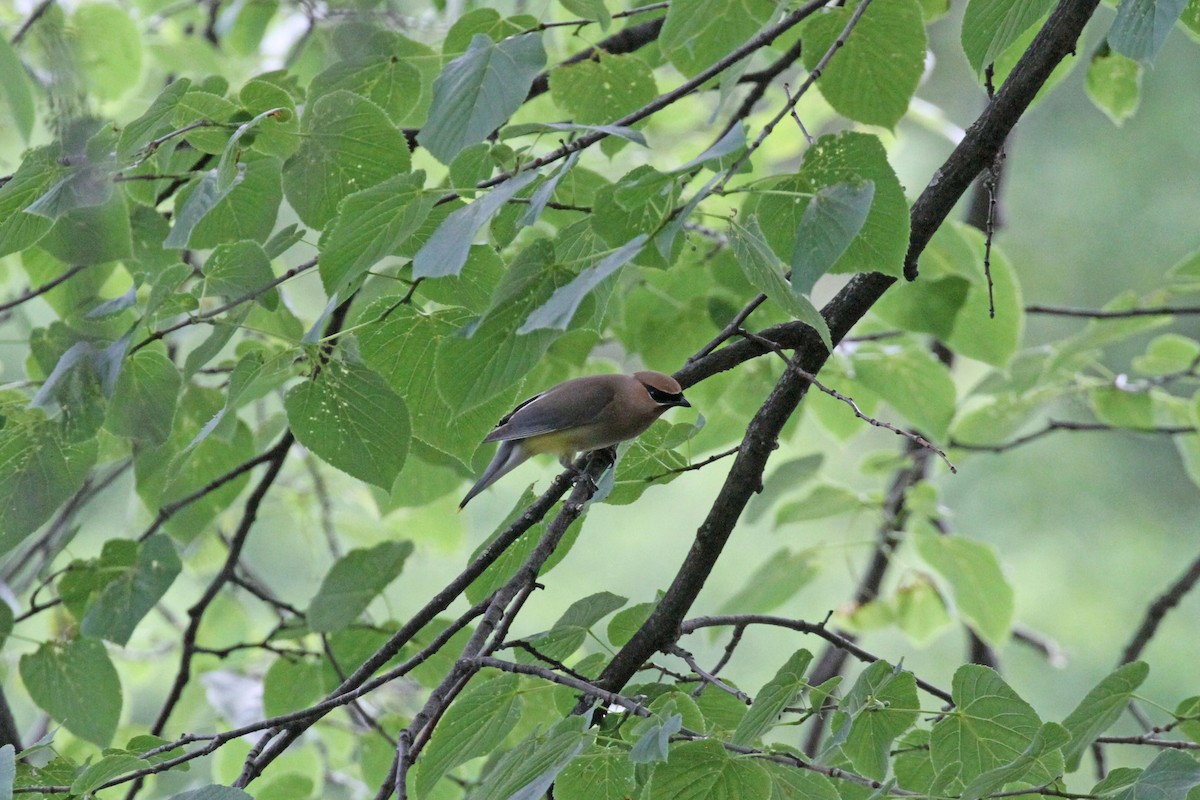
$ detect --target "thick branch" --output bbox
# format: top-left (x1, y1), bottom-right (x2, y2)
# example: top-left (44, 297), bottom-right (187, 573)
top-left (592, 0), bottom-right (1100, 699)
top-left (904, 0), bottom-right (1099, 279)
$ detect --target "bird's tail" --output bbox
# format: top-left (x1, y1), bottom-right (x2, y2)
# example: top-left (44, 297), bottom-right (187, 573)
top-left (459, 441), bottom-right (528, 510)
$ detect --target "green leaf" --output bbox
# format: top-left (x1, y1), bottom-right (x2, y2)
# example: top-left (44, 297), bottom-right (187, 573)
top-left (204, 240), bottom-right (278, 310)
top-left (172, 90), bottom-right (238, 154)
top-left (802, 0), bottom-right (926, 128)
top-left (1090, 386), bottom-right (1153, 429)
top-left (0, 414), bottom-right (97, 556)
top-left (647, 738), bottom-right (771, 799)
top-left (729, 218), bottom-right (832, 350)
top-left (319, 171), bottom-right (433, 296)
top-left (80, 536), bottom-right (182, 646)
top-left (238, 78), bottom-right (300, 160)
top-left (892, 576), bottom-right (952, 645)
top-left (357, 302), bottom-right (507, 465)
top-left (629, 711), bottom-right (682, 764)
top-left (549, 52), bottom-right (656, 124)
top-left (435, 240), bottom-right (575, 411)
top-left (0, 38), bottom-right (34, 142)
top-left (1060, 662), bottom-right (1149, 770)
top-left (775, 484), bottom-right (869, 523)
top-left (284, 360), bottom-right (410, 489)
top-left (1109, 0), bottom-right (1189, 62)
top-left (591, 166), bottom-right (679, 255)
top-left (519, 592), bottom-right (628, 663)
top-left (262, 657), bottom-right (324, 717)
top-left (1094, 767), bottom-right (1144, 796)
top-left (961, 722), bottom-right (1070, 800)
top-left (0, 146), bottom-right (57, 258)
top-left (468, 715), bottom-right (591, 800)
top-left (747, 132), bottom-right (908, 279)
top-left (104, 351), bottom-right (182, 444)
top-left (165, 168), bottom-right (243, 249)
top-left (419, 33), bottom-right (548, 164)
top-left (412, 170), bottom-right (539, 279)
top-left (71, 753), bottom-right (145, 795)
top-left (519, 235), bottom-right (647, 333)
top-left (1176, 696), bottom-right (1200, 744)
top-left (223, 0), bottom-right (279, 54)
top-left (1113, 750), bottom-right (1200, 800)
top-left (73, 3), bottom-right (143, 100)
top-left (216, 106), bottom-right (290, 191)
top-left (20, 638), bottom-right (122, 746)
top-left (791, 181), bottom-right (875, 294)
top-left (173, 155), bottom-right (282, 249)
top-left (282, 90), bottom-right (412, 228)
top-left (413, 673), bottom-right (523, 797)
top-left (559, 0), bottom-right (612, 29)
top-left (168, 787), bottom-right (254, 800)
top-left (763, 761), bottom-right (840, 800)
top-left (745, 455), bottom-right (824, 523)
top-left (913, 528), bottom-right (1014, 646)
top-left (949, 384), bottom-right (1060, 445)
top-left (961, 0), bottom-right (1055, 75)
top-left (930, 665), bottom-right (1042, 789)
top-left (1086, 46), bottom-right (1143, 124)
top-left (309, 55), bottom-right (422, 126)
top-left (556, 744), bottom-right (636, 800)
top-left (850, 346), bottom-right (957, 439)
top-left (444, 8), bottom-right (531, 54)
top-left (717, 549), bottom-right (818, 616)
top-left (39, 193), bottom-right (133, 265)
top-left (1133, 333), bottom-right (1200, 375)
top-left (938, 226), bottom-right (1023, 367)
top-left (733, 649), bottom-right (812, 746)
top-left (829, 661), bottom-right (919, 780)
top-left (659, 0), bottom-right (775, 77)
top-left (605, 421), bottom-right (694, 505)
top-left (607, 600), bottom-right (657, 647)
top-left (306, 541), bottom-right (414, 632)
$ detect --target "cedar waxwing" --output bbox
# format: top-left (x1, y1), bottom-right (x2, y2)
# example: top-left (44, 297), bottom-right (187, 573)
top-left (459, 371), bottom-right (691, 509)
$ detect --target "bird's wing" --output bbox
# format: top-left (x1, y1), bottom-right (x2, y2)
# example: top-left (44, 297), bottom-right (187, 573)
top-left (483, 381), bottom-right (616, 442)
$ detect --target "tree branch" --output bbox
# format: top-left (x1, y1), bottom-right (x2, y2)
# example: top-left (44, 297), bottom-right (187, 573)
top-left (590, 0), bottom-right (1100, 704)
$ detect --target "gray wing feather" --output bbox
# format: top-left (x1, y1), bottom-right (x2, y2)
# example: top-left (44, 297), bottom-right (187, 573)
top-left (483, 381), bottom-right (616, 442)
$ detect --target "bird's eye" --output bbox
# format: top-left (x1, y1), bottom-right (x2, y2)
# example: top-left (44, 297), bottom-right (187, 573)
top-left (645, 384), bottom-right (685, 405)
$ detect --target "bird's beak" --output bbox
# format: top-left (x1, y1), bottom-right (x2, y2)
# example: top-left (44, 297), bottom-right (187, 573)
top-left (675, 396), bottom-right (692, 408)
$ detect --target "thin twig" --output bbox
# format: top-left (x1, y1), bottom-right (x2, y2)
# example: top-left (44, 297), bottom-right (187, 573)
top-left (681, 614), bottom-right (952, 704)
top-left (667, 645), bottom-right (750, 703)
top-left (953, 420), bottom-right (1197, 454)
top-left (644, 445), bottom-right (739, 482)
top-left (1025, 304), bottom-right (1200, 318)
top-left (739, 327), bottom-right (956, 472)
top-left (132, 258), bottom-right (319, 353)
top-left (0, 264), bottom-right (97, 314)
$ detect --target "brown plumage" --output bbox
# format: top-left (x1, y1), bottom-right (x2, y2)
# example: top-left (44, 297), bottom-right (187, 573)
top-left (459, 371), bottom-right (691, 509)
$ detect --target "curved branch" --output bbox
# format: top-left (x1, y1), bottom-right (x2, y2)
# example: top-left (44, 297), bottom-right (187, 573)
top-left (591, 0), bottom-right (1101, 701)
top-left (680, 615), bottom-right (952, 703)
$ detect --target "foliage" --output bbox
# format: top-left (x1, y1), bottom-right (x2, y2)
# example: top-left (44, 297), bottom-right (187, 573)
top-left (0, 0), bottom-right (1198, 798)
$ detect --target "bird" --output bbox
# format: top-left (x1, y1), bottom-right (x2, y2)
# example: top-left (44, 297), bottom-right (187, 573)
top-left (459, 371), bottom-right (691, 509)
